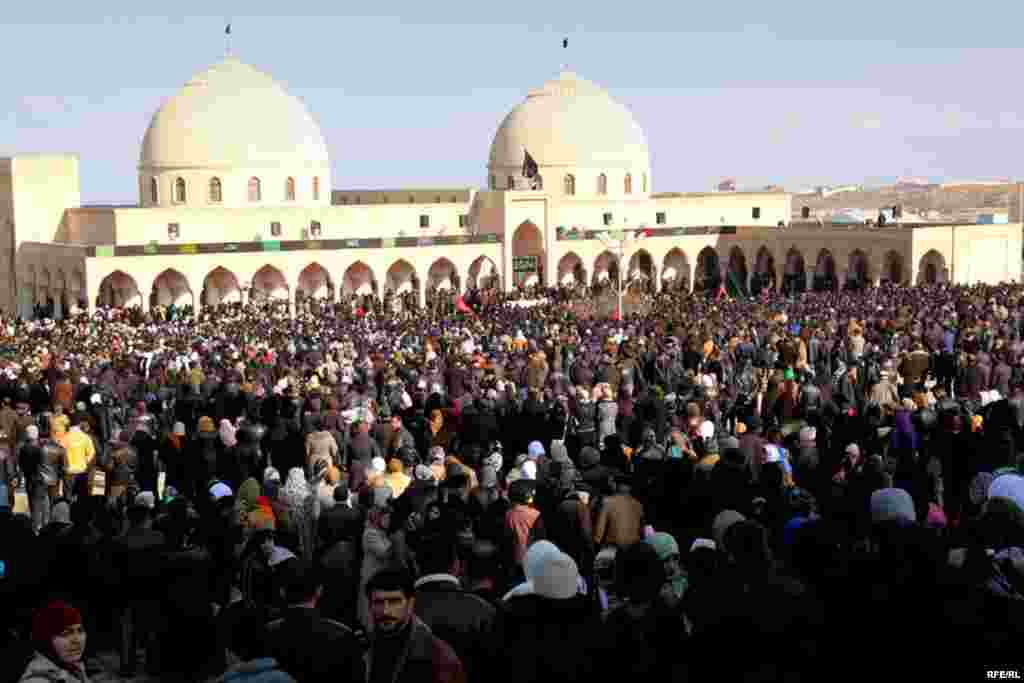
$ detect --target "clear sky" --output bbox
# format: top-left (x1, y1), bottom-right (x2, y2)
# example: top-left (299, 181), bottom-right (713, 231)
top-left (4, 2), bottom-right (1024, 203)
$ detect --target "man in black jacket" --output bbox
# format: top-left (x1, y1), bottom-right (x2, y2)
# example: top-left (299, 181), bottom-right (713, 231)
top-left (413, 534), bottom-right (496, 681)
top-left (262, 560), bottom-right (363, 682)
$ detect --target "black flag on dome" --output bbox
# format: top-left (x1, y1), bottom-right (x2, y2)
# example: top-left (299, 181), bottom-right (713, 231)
top-left (225, 23), bottom-right (231, 34)
top-left (522, 150), bottom-right (539, 179)
top-left (563, 38), bottom-right (568, 48)
top-left (522, 150), bottom-right (539, 190)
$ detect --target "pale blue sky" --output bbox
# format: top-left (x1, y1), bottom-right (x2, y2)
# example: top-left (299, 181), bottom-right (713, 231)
top-left (4, 2), bottom-right (1024, 202)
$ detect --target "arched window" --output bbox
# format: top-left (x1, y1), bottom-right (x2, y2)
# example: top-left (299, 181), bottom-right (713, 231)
top-left (149, 177), bottom-right (158, 204)
top-left (564, 174), bottom-right (576, 196)
top-left (507, 176), bottom-right (515, 190)
top-left (248, 177), bottom-right (261, 202)
top-left (624, 173), bottom-right (632, 194)
top-left (597, 173), bottom-right (608, 195)
top-left (208, 177), bottom-right (222, 203)
top-left (642, 173), bottom-right (648, 193)
top-left (535, 175), bottom-right (543, 190)
top-left (489, 175), bottom-right (496, 190)
top-left (285, 177), bottom-right (296, 201)
top-left (174, 177), bottom-right (186, 203)
top-left (312, 176), bottom-right (320, 200)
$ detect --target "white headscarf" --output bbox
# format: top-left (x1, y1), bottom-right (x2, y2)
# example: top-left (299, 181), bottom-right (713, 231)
top-left (281, 467), bottom-right (311, 506)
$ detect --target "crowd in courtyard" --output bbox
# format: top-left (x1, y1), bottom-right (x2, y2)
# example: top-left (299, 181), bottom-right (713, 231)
top-left (1, 276), bottom-right (1023, 682)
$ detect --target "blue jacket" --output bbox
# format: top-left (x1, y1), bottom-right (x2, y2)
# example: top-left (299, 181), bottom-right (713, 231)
top-left (218, 658), bottom-right (296, 683)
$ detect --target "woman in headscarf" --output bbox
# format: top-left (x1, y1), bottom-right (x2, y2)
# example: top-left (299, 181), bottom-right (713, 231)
top-left (216, 418), bottom-right (241, 490)
top-left (278, 467), bottom-right (316, 562)
top-left (358, 502), bottom-right (397, 630)
top-left (595, 383), bottom-right (618, 448)
top-left (237, 476), bottom-right (275, 535)
top-left (645, 531), bottom-right (687, 608)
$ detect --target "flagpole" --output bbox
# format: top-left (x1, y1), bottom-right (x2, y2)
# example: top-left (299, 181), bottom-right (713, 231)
top-left (225, 20), bottom-right (232, 57)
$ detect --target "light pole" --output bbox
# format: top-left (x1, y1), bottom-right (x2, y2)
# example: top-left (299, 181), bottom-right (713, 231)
top-left (596, 227), bottom-right (645, 320)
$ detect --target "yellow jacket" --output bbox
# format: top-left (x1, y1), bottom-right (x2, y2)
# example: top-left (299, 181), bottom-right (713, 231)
top-left (63, 428), bottom-right (96, 475)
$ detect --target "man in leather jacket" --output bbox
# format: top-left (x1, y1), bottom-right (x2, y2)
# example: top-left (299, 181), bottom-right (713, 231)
top-left (17, 425), bottom-right (53, 530)
top-left (0, 438), bottom-right (18, 511)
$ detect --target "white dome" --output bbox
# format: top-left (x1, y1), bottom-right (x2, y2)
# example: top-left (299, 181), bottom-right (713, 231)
top-left (488, 71), bottom-right (649, 175)
top-left (140, 57), bottom-right (329, 171)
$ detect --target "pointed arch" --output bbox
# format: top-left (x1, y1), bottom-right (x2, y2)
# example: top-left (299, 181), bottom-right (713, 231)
top-left (512, 221), bottom-right (544, 287)
top-left (386, 259), bottom-right (418, 294)
top-left (342, 261), bottom-right (376, 296)
top-left (592, 250), bottom-right (620, 287)
top-left (597, 173), bottom-right (608, 195)
top-left (813, 249), bottom-right (837, 292)
top-left (727, 246), bottom-right (748, 296)
top-left (696, 247), bottom-right (721, 293)
top-left (918, 250), bottom-right (948, 285)
top-left (557, 252), bottom-right (586, 286)
top-left (624, 173), bottom-right (633, 195)
top-left (783, 248), bottom-right (807, 295)
top-left (662, 248), bottom-right (690, 292)
top-left (149, 177), bottom-right (158, 204)
top-left (174, 177), bottom-right (187, 203)
top-left (297, 262), bottom-right (333, 301)
top-left (564, 174), bottom-right (575, 196)
top-left (468, 255), bottom-right (500, 289)
top-left (202, 266), bottom-right (241, 306)
top-left (752, 246), bottom-right (776, 294)
top-left (97, 270), bottom-right (141, 309)
top-left (883, 250), bottom-right (904, 284)
top-left (151, 268), bottom-right (193, 309)
top-left (312, 176), bottom-right (321, 201)
top-left (847, 249), bottom-right (871, 290)
top-left (285, 177), bottom-right (296, 201)
top-left (427, 257), bottom-right (459, 291)
top-left (252, 264), bottom-right (289, 301)
top-left (627, 249), bottom-right (655, 292)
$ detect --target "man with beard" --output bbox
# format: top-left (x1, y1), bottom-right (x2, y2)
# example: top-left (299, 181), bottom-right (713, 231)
top-left (364, 568), bottom-right (465, 683)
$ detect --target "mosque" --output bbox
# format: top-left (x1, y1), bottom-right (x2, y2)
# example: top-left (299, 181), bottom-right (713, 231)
top-left (0, 54), bottom-right (1019, 318)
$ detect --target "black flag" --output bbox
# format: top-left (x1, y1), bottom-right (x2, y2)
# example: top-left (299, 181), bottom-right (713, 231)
top-left (225, 23), bottom-right (231, 35)
top-left (563, 38), bottom-right (568, 48)
top-left (522, 150), bottom-right (538, 179)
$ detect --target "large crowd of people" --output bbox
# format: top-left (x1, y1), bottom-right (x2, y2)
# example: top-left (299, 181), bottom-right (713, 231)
top-left (1, 277), bottom-right (1023, 682)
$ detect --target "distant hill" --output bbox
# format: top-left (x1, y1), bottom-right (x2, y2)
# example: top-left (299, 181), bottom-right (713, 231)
top-left (793, 183), bottom-right (1022, 222)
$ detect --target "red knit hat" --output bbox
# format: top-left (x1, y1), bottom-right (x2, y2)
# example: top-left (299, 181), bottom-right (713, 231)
top-left (32, 601), bottom-right (82, 646)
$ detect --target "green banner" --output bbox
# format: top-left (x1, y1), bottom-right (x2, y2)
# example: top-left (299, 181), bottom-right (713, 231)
top-left (96, 245), bottom-right (115, 257)
top-left (513, 256), bottom-right (538, 273)
top-left (144, 243), bottom-right (158, 254)
top-left (262, 241), bottom-right (281, 252)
